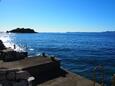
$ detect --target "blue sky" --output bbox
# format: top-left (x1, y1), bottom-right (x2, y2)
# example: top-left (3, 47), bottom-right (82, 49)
top-left (0, 0), bottom-right (115, 32)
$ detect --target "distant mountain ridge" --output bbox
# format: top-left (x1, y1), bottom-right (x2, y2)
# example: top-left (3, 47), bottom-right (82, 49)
top-left (7, 28), bottom-right (37, 33)
top-left (103, 31), bottom-right (115, 33)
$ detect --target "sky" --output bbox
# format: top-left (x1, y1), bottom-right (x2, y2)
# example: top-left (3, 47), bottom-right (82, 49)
top-left (0, 0), bottom-right (115, 32)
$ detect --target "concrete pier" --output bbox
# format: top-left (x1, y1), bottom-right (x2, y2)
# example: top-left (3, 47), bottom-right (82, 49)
top-left (0, 56), bottom-right (101, 86)
top-left (38, 69), bottom-right (101, 86)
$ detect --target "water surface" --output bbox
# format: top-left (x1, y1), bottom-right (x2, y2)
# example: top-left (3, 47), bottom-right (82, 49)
top-left (0, 32), bottom-right (115, 85)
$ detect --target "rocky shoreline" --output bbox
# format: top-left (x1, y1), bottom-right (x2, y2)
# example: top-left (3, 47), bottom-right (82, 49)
top-left (0, 40), bottom-right (27, 61)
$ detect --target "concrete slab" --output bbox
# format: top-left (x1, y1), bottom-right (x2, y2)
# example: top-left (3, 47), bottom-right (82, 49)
top-left (38, 70), bottom-right (101, 86)
top-left (0, 56), bottom-right (55, 69)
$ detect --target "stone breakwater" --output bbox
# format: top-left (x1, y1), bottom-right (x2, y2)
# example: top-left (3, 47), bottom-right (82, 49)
top-left (0, 56), bottom-right (101, 86)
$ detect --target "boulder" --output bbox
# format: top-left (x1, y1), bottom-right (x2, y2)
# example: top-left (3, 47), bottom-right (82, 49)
top-left (0, 40), bottom-right (6, 50)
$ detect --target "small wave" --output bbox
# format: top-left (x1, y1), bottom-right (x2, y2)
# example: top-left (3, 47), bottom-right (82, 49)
top-left (0, 33), bottom-right (24, 52)
top-left (29, 48), bottom-right (34, 51)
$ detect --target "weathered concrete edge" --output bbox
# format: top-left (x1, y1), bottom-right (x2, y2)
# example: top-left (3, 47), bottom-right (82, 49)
top-left (61, 67), bottom-right (101, 86)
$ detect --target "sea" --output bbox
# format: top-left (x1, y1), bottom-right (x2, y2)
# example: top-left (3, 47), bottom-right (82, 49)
top-left (0, 32), bottom-right (115, 86)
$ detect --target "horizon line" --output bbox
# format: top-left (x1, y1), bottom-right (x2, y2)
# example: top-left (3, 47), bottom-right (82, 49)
top-left (0, 31), bottom-right (115, 33)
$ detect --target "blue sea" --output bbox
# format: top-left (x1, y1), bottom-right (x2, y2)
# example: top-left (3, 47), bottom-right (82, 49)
top-left (0, 32), bottom-right (115, 86)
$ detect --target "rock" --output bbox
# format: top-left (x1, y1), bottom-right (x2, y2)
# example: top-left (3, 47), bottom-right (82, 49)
top-left (2, 51), bottom-right (28, 62)
top-left (0, 40), bottom-right (6, 50)
top-left (112, 74), bottom-right (115, 86)
top-left (0, 40), bottom-right (28, 61)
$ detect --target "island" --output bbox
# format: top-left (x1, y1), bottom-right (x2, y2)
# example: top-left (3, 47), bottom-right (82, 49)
top-left (7, 28), bottom-right (37, 33)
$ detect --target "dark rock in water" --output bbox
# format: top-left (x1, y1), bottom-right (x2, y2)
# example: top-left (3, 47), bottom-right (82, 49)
top-left (7, 28), bottom-right (37, 33)
top-left (0, 40), bottom-right (6, 50)
top-left (0, 40), bottom-right (28, 62)
top-left (0, 49), bottom-right (28, 62)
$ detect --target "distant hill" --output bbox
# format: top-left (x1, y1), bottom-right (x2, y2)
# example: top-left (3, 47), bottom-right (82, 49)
top-left (103, 31), bottom-right (115, 33)
top-left (7, 28), bottom-right (37, 33)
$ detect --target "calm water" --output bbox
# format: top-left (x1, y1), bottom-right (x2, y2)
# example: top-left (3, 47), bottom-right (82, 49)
top-left (0, 32), bottom-right (115, 85)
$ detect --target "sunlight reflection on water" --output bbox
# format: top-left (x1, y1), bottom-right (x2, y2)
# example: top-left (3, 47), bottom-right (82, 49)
top-left (0, 33), bottom-right (24, 51)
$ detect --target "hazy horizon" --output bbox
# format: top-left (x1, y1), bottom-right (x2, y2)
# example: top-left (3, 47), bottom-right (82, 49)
top-left (0, 28), bottom-right (115, 33)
